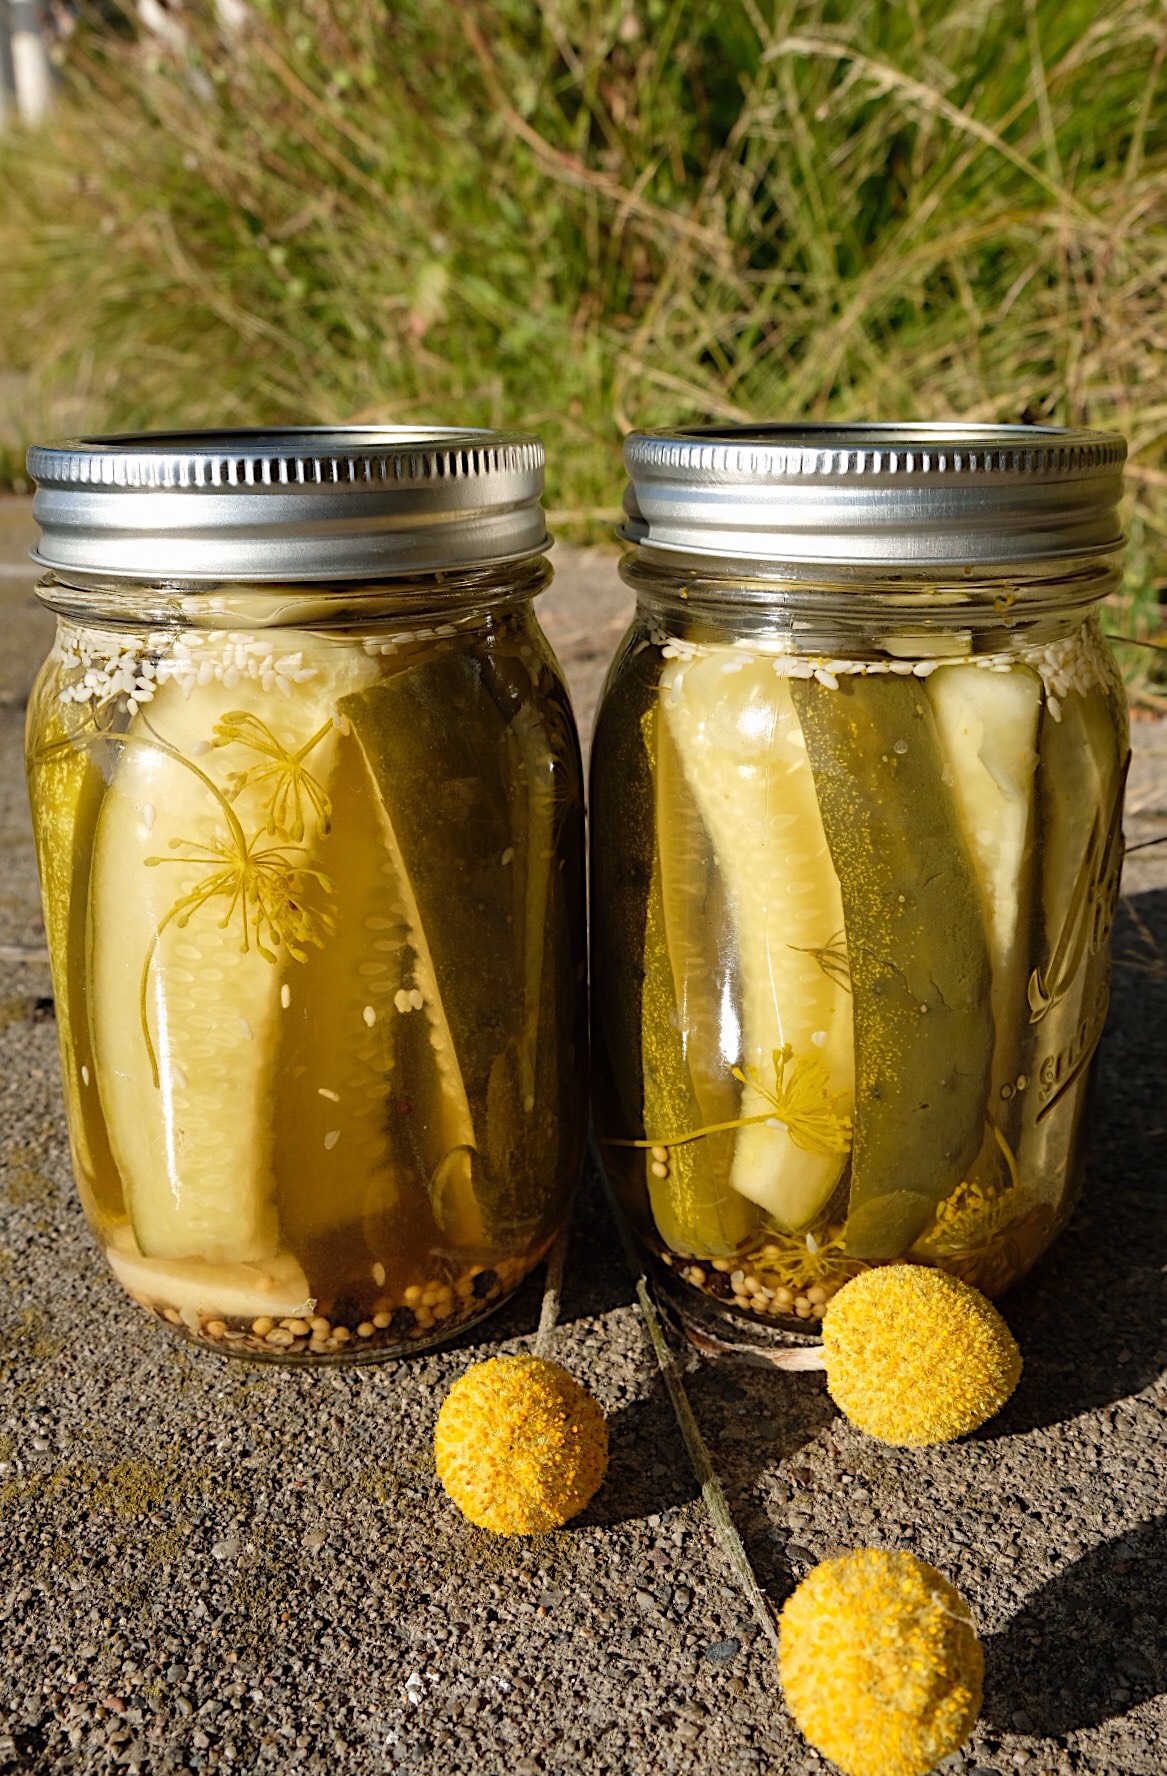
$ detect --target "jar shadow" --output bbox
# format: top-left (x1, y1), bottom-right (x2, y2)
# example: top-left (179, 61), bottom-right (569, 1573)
top-left (581, 1350), bottom-right (837, 1551)
top-left (982, 1514), bottom-right (1167, 1736)
top-left (973, 887), bottom-right (1167, 1439)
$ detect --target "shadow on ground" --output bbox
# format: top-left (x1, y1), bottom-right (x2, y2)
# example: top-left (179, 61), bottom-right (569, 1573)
top-left (984, 1514), bottom-right (1167, 1735)
top-left (978, 887), bottom-right (1167, 1439)
top-left (579, 1379), bottom-right (700, 1526)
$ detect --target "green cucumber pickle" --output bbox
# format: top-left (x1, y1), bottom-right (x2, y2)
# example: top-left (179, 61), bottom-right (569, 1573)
top-left (28, 605), bottom-right (586, 1358)
top-left (593, 613), bottom-right (1128, 1323)
top-left (791, 673), bottom-right (994, 1259)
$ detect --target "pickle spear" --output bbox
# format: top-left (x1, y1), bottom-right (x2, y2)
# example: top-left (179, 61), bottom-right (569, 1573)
top-left (644, 705), bottom-right (760, 1257)
top-left (25, 672), bottom-right (121, 1215)
top-left (479, 644), bottom-right (587, 1242)
top-left (1024, 650), bottom-right (1128, 1198)
top-left (105, 1225), bottom-right (312, 1327)
top-left (590, 641), bottom-right (655, 1147)
top-left (664, 655), bottom-right (854, 1231)
top-left (790, 674), bottom-right (994, 1259)
top-left (477, 644), bottom-right (561, 1112)
top-left (271, 725), bottom-right (421, 1293)
top-left (339, 651), bottom-right (544, 1250)
top-left (90, 645), bottom-right (377, 1265)
top-left (590, 648), bottom-right (759, 1257)
top-left (927, 662), bottom-right (1042, 1154)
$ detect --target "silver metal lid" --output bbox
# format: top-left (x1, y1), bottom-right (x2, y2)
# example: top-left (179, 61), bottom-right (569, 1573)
top-left (27, 427), bottom-right (549, 582)
top-left (621, 423), bottom-right (1126, 568)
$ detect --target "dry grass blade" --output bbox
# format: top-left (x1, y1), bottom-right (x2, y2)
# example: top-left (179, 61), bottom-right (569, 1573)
top-left (452, 0), bottom-right (732, 260)
top-left (765, 33), bottom-right (1093, 220)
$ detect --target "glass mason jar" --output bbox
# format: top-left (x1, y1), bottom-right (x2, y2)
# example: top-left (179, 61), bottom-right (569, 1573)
top-left (25, 429), bottom-right (587, 1362)
top-left (592, 424), bottom-right (1129, 1340)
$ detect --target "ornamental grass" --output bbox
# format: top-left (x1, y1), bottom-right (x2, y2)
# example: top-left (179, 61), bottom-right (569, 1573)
top-left (0, 1), bottom-right (1164, 672)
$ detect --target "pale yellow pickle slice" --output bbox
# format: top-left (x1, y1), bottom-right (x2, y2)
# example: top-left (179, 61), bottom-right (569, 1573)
top-left (89, 636), bottom-right (377, 1270)
top-left (662, 652), bottom-right (854, 1233)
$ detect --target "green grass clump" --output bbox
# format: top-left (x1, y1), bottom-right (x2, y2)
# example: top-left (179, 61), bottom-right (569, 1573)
top-left (0, 0), bottom-right (1164, 655)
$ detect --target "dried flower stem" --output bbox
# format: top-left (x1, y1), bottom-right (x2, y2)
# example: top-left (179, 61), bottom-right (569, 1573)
top-left (596, 1148), bottom-right (780, 1652)
top-left (633, 1272), bottom-right (781, 1655)
top-left (607, 1044), bottom-right (851, 1158)
top-left (533, 1216), bottom-right (572, 1359)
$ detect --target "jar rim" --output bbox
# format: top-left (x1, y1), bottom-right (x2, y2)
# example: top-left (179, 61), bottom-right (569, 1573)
top-left (621, 421), bottom-right (1126, 569)
top-left (26, 426), bottom-right (550, 583)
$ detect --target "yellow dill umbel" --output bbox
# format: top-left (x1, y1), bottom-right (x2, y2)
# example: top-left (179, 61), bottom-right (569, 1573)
top-left (822, 1265), bottom-right (1021, 1446)
top-left (778, 1549), bottom-right (983, 1776)
top-left (434, 1354), bottom-right (608, 1535)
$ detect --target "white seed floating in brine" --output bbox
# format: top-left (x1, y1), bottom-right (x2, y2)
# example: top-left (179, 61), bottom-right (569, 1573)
top-left (323, 1130), bottom-right (340, 1151)
top-left (317, 1087), bottom-right (339, 1102)
top-left (362, 1005), bottom-right (376, 1027)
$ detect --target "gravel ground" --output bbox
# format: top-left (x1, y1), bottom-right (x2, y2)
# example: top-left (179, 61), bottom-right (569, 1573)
top-left (1, 500), bottom-right (1165, 1776)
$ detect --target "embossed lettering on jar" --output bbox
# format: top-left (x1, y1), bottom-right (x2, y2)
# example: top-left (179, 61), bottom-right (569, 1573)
top-left (591, 425), bottom-right (1128, 1338)
top-left (25, 429), bottom-right (587, 1361)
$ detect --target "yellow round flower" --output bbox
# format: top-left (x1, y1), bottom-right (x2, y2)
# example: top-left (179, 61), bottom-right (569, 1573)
top-left (822, 1264), bottom-right (1021, 1446)
top-left (434, 1354), bottom-right (608, 1535)
top-left (778, 1549), bottom-right (983, 1776)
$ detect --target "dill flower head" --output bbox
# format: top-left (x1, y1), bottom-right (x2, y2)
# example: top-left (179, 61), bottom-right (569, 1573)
top-left (434, 1354), bottom-right (608, 1535)
top-left (822, 1265), bottom-right (1021, 1446)
top-left (778, 1549), bottom-right (983, 1776)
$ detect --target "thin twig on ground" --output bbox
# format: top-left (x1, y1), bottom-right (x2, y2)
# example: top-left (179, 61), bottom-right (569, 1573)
top-left (597, 1153), bottom-right (781, 1654)
top-left (533, 1215), bottom-right (572, 1359)
top-left (633, 1274), bottom-right (782, 1656)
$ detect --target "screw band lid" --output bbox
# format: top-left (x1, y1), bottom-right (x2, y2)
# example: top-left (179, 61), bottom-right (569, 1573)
top-left (27, 426), bottom-right (549, 582)
top-left (620, 423), bottom-right (1126, 568)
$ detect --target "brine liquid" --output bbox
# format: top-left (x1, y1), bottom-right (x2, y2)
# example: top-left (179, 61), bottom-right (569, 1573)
top-left (27, 603), bottom-right (586, 1359)
top-left (591, 614), bottom-right (1128, 1326)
